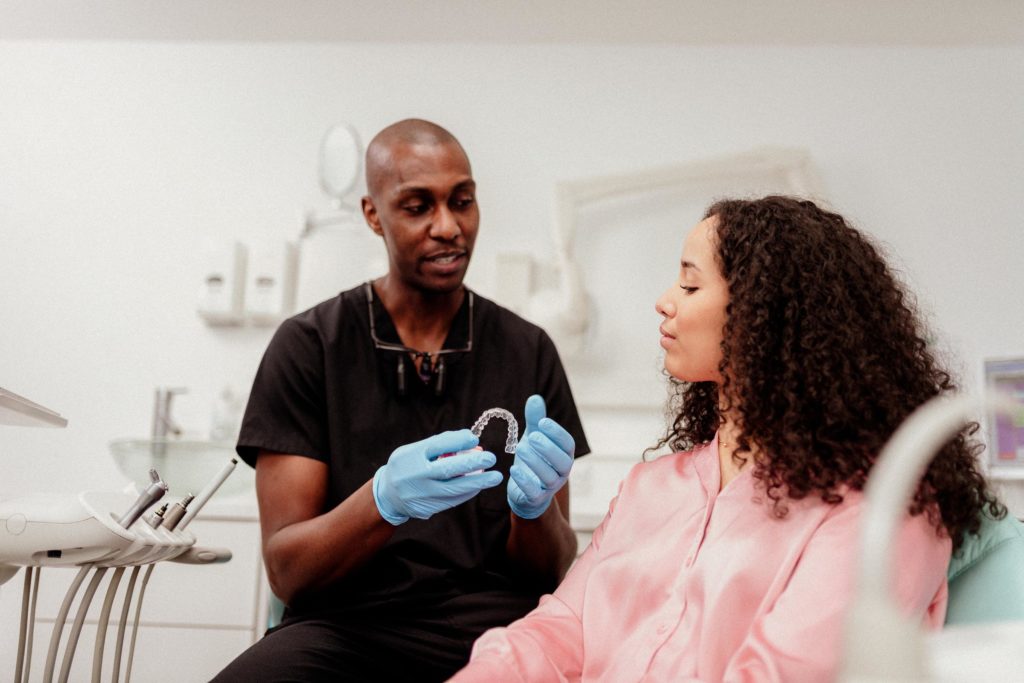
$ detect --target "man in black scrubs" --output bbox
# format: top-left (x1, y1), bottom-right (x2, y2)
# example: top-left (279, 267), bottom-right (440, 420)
top-left (213, 119), bottom-right (589, 681)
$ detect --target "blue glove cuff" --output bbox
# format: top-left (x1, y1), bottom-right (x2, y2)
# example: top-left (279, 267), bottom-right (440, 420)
top-left (508, 496), bottom-right (550, 520)
top-left (373, 466), bottom-right (409, 526)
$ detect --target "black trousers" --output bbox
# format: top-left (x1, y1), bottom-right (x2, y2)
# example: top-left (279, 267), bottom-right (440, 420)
top-left (210, 612), bottom-right (477, 683)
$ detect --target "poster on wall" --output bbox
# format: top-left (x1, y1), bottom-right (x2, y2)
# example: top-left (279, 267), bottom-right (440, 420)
top-left (984, 358), bottom-right (1024, 470)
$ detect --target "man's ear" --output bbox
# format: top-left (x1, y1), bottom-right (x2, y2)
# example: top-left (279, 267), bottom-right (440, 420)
top-left (362, 196), bottom-right (383, 236)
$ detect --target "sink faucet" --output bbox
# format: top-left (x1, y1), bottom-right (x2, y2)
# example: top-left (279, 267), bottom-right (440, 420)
top-left (152, 387), bottom-right (187, 456)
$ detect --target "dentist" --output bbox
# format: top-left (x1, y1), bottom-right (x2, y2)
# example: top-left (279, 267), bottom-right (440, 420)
top-left (214, 119), bottom-right (589, 682)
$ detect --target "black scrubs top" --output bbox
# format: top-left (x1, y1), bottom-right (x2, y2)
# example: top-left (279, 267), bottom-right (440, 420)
top-left (237, 283), bottom-right (590, 634)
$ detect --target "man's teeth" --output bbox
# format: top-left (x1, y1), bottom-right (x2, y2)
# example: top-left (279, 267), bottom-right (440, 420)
top-left (432, 254), bottom-right (458, 264)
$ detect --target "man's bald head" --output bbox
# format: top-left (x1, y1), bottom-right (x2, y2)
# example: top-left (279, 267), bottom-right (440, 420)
top-left (364, 119), bottom-right (470, 198)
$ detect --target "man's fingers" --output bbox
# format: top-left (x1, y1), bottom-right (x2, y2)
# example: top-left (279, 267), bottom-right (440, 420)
top-left (516, 438), bottom-right (563, 487)
top-left (537, 418), bottom-right (575, 457)
top-left (509, 463), bottom-right (544, 500)
top-left (524, 394), bottom-right (546, 435)
top-left (423, 429), bottom-right (479, 459)
top-left (441, 469), bottom-right (504, 497)
top-left (432, 449), bottom-right (497, 479)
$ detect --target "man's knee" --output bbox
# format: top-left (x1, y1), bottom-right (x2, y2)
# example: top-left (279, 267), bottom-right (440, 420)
top-left (212, 619), bottom-right (368, 683)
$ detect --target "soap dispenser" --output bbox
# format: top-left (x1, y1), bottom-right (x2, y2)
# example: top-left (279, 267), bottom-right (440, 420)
top-left (197, 241), bottom-right (248, 326)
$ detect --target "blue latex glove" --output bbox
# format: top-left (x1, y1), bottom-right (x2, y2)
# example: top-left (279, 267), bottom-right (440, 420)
top-left (373, 429), bottom-right (503, 525)
top-left (507, 395), bottom-right (576, 519)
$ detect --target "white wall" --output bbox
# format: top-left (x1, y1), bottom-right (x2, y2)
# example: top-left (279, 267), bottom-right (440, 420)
top-left (1, 41), bottom-right (1022, 505)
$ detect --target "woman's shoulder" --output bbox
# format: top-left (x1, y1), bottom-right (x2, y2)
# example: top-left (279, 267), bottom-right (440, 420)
top-left (621, 442), bottom-right (715, 490)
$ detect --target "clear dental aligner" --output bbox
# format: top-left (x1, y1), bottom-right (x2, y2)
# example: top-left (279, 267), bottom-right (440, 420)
top-left (470, 408), bottom-right (519, 454)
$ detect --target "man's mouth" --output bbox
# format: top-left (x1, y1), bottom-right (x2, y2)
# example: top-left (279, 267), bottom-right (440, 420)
top-left (425, 251), bottom-right (465, 265)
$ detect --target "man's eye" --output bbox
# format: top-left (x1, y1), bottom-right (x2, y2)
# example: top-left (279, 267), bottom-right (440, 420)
top-left (453, 196), bottom-right (475, 209)
top-left (403, 204), bottom-right (427, 215)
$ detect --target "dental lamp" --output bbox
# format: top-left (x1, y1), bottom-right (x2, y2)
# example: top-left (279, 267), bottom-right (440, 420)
top-left (529, 147), bottom-right (822, 357)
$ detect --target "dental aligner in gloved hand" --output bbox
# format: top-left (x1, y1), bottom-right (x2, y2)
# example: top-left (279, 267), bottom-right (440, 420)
top-left (440, 408), bottom-right (520, 469)
top-left (470, 408), bottom-right (519, 454)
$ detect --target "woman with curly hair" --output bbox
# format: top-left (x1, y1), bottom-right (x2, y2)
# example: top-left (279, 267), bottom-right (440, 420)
top-left (452, 196), bottom-right (1003, 682)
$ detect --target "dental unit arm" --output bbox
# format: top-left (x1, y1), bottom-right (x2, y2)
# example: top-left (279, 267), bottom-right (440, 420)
top-left (839, 393), bottom-right (1024, 682)
top-left (1, 387), bottom-right (241, 682)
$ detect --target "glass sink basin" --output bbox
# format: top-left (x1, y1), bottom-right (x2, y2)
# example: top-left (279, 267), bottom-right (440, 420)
top-left (109, 438), bottom-right (254, 499)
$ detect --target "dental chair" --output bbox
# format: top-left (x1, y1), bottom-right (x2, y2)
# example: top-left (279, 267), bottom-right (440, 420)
top-left (944, 510), bottom-right (1024, 625)
top-left (840, 394), bottom-right (1024, 681)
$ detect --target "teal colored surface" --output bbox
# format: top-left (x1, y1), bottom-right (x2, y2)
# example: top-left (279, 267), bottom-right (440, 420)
top-left (945, 513), bottom-right (1024, 625)
top-left (268, 593), bottom-right (285, 630)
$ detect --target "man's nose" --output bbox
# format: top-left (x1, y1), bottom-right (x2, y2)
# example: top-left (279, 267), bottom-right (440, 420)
top-left (431, 204), bottom-right (461, 240)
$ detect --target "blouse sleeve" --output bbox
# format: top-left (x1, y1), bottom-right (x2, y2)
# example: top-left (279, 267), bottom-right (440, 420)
top-left (449, 483), bottom-right (624, 681)
top-left (716, 503), bottom-right (951, 683)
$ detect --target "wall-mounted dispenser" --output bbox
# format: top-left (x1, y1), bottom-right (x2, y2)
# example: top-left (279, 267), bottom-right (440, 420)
top-left (197, 242), bottom-right (248, 326)
top-left (246, 241), bottom-right (299, 327)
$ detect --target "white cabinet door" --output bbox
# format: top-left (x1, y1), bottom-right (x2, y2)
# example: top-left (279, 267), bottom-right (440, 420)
top-left (140, 518), bottom-right (263, 628)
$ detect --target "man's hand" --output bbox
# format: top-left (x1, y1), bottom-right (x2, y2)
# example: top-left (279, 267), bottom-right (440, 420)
top-left (507, 395), bottom-right (576, 519)
top-left (373, 429), bottom-right (503, 525)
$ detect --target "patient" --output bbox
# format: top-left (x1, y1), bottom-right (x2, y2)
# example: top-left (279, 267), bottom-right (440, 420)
top-left (451, 196), bottom-right (1004, 682)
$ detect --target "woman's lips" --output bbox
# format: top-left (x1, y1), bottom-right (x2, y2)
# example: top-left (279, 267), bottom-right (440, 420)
top-left (659, 327), bottom-right (675, 349)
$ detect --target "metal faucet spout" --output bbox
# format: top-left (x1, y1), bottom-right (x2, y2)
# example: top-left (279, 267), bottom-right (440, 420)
top-left (151, 387), bottom-right (187, 457)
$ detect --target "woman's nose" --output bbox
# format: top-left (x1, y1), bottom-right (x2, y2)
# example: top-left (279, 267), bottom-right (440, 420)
top-left (655, 289), bottom-right (675, 318)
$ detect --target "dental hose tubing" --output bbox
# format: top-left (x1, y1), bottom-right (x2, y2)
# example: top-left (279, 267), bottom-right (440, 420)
top-left (111, 566), bottom-right (141, 683)
top-left (92, 566), bottom-right (126, 683)
top-left (58, 566), bottom-right (108, 683)
top-left (43, 564), bottom-right (91, 682)
top-left (15, 566), bottom-right (41, 683)
top-left (123, 563), bottom-right (155, 683)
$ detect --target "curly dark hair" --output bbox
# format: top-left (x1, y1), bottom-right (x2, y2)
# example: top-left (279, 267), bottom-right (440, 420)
top-left (653, 195), bottom-right (1003, 550)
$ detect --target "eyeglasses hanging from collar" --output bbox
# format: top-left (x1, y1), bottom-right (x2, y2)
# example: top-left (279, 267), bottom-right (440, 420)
top-left (364, 281), bottom-right (474, 396)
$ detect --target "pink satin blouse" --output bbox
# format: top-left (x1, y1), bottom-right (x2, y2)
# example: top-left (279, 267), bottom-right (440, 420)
top-left (452, 435), bottom-right (951, 682)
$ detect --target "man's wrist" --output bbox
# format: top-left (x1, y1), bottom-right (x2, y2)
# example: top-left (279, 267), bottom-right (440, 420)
top-left (508, 497), bottom-right (550, 520)
top-left (372, 466), bottom-right (408, 526)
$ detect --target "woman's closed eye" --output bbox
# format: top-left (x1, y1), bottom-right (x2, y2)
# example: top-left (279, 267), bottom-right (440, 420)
top-left (680, 285), bottom-right (699, 294)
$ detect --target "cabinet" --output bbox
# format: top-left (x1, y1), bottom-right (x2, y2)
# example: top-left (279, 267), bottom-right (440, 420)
top-left (0, 505), bottom-right (264, 681)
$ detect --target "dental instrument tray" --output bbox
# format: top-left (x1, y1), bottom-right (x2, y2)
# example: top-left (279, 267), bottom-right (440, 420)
top-left (0, 491), bottom-right (205, 570)
top-left (0, 489), bottom-right (234, 683)
top-left (1, 384), bottom-right (237, 682)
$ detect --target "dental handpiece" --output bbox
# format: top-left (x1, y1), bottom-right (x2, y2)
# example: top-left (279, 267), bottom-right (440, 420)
top-left (160, 493), bottom-right (194, 531)
top-left (178, 457), bottom-right (238, 530)
top-left (145, 503), bottom-right (170, 528)
top-left (117, 469), bottom-right (169, 529)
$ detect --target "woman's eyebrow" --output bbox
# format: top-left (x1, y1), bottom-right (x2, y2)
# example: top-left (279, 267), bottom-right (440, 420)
top-left (681, 260), bottom-right (702, 273)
